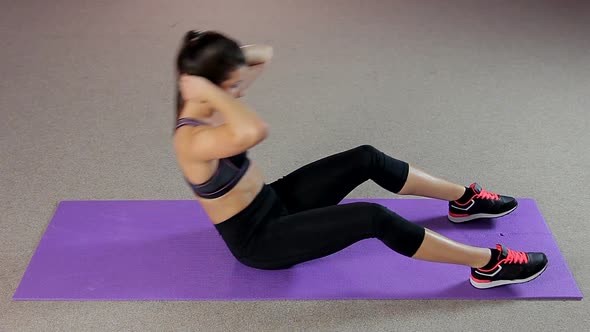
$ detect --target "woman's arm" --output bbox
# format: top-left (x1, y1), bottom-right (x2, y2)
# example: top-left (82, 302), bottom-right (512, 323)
top-left (179, 76), bottom-right (269, 159)
top-left (241, 44), bottom-right (274, 65)
top-left (239, 44), bottom-right (274, 93)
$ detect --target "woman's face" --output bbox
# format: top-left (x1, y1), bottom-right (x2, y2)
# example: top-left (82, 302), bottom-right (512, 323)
top-left (220, 66), bottom-right (247, 98)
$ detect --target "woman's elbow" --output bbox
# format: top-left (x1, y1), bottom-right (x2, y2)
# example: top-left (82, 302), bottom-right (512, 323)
top-left (250, 121), bottom-right (269, 144)
top-left (237, 121), bottom-right (269, 146)
top-left (257, 121), bottom-right (269, 139)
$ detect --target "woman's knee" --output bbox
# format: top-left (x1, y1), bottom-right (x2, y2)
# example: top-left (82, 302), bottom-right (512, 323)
top-left (366, 203), bottom-right (426, 257)
top-left (347, 145), bottom-right (380, 171)
top-left (352, 144), bottom-right (380, 158)
top-left (366, 203), bottom-right (401, 226)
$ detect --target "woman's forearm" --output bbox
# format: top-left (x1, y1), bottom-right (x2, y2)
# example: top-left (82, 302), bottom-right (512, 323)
top-left (241, 44), bottom-right (273, 65)
top-left (238, 63), bottom-right (265, 93)
top-left (239, 44), bottom-right (273, 92)
top-left (203, 81), bottom-right (267, 134)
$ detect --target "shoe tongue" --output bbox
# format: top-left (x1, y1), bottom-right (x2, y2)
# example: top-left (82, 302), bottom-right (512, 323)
top-left (471, 183), bottom-right (482, 194)
top-left (497, 244), bottom-right (508, 258)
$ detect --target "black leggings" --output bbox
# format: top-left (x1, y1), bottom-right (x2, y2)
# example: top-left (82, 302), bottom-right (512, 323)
top-left (214, 145), bottom-right (426, 270)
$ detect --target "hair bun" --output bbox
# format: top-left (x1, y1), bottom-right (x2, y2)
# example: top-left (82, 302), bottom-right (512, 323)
top-left (184, 30), bottom-right (206, 44)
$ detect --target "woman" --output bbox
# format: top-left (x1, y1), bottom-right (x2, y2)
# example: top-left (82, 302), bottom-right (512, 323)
top-left (173, 30), bottom-right (547, 289)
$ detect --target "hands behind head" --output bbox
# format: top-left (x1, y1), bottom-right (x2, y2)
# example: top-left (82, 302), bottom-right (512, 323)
top-left (179, 75), bottom-right (212, 102)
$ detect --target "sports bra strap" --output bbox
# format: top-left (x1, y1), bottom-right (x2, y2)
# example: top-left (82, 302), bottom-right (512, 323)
top-left (176, 117), bottom-right (207, 130)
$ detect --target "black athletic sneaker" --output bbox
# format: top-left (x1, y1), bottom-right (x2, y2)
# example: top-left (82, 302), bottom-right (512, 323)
top-left (448, 183), bottom-right (518, 223)
top-left (470, 244), bottom-right (548, 289)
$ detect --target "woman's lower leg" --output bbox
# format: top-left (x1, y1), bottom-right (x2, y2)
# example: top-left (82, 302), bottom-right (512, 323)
top-left (372, 204), bottom-right (491, 268)
top-left (411, 229), bottom-right (491, 268)
top-left (397, 165), bottom-right (466, 201)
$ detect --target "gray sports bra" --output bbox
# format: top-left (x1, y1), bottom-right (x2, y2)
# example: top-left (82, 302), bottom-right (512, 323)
top-left (176, 118), bottom-right (250, 199)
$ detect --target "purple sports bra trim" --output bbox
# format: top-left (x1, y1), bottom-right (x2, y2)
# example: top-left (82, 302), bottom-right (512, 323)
top-left (223, 158), bottom-right (240, 171)
top-left (176, 118), bottom-right (207, 130)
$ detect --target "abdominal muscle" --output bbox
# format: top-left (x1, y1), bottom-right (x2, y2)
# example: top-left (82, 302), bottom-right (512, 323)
top-left (191, 161), bottom-right (265, 224)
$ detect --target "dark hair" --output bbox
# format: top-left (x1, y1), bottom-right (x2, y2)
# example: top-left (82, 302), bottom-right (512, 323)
top-left (175, 30), bottom-right (246, 122)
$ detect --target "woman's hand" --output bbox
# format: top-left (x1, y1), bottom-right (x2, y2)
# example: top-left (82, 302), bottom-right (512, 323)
top-left (179, 75), bottom-right (212, 102)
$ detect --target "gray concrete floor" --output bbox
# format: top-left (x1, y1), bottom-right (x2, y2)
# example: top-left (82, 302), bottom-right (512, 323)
top-left (1, 0), bottom-right (588, 330)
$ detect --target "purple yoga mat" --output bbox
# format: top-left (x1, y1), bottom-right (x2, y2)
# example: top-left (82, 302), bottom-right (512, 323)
top-left (14, 198), bottom-right (582, 301)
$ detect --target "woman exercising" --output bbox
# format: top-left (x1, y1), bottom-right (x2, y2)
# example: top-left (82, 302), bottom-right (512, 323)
top-left (172, 30), bottom-right (547, 289)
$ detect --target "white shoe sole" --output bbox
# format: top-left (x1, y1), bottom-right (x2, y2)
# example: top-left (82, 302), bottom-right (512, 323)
top-left (470, 262), bottom-right (548, 289)
top-left (448, 205), bottom-right (518, 223)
